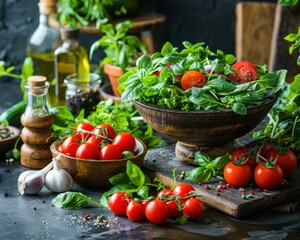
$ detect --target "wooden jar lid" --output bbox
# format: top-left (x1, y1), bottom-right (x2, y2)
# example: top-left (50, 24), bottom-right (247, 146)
top-left (27, 76), bottom-right (47, 95)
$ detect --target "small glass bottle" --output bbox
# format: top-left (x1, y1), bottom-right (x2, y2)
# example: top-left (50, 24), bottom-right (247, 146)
top-left (27, 0), bottom-right (60, 106)
top-left (20, 76), bottom-right (54, 169)
top-left (65, 73), bottom-right (101, 117)
top-left (54, 28), bottom-right (90, 106)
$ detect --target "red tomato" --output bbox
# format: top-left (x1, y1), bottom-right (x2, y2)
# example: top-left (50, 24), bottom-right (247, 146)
top-left (231, 146), bottom-right (257, 171)
top-left (156, 189), bottom-right (174, 199)
top-left (228, 61), bottom-right (258, 83)
top-left (254, 164), bottom-right (283, 189)
top-left (173, 183), bottom-right (195, 197)
top-left (76, 142), bottom-right (99, 160)
top-left (60, 134), bottom-right (81, 157)
top-left (113, 132), bottom-right (136, 152)
top-left (126, 201), bottom-right (146, 222)
top-left (264, 148), bottom-right (297, 176)
top-left (99, 144), bottom-right (123, 160)
top-left (223, 161), bottom-right (252, 187)
top-left (93, 123), bottom-right (115, 140)
top-left (145, 200), bottom-right (169, 224)
top-left (183, 198), bottom-right (205, 220)
top-left (108, 192), bottom-right (132, 215)
top-left (74, 122), bottom-right (94, 139)
top-left (86, 135), bottom-right (104, 148)
top-left (166, 200), bottom-right (183, 218)
top-left (181, 70), bottom-right (206, 90)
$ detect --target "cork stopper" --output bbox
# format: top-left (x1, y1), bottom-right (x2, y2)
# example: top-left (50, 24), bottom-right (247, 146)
top-left (39, 0), bottom-right (57, 14)
top-left (27, 76), bottom-right (47, 94)
top-left (60, 28), bottom-right (80, 40)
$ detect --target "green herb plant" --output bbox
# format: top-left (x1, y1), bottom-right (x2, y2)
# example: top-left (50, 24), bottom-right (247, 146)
top-left (253, 0), bottom-right (300, 158)
top-left (57, 0), bottom-right (116, 28)
top-left (90, 20), bottom-right (147, 73)
top-left (118, 41), bottom-right (286, 115)
top-left (184, 151), bottom-right (231, 183)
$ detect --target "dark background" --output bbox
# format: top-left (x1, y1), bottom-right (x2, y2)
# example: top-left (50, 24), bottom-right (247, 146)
top-left (0, 0), bottom-right (277, 110)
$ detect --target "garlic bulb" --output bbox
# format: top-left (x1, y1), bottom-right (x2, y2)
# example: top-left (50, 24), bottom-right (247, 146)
top-left (44, 154), bottom-right (74, 193)
top-left (18, 162), bottom-right (53, 195)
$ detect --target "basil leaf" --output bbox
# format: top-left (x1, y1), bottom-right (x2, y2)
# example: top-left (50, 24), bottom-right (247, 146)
top-left (232, 102), bottom-right (247, 115)
top-left (126, 160), bottom-right (145, 187)
top-left (194, 151), bottom-right (212, 167)
top-left (161, 42), bottom-right (174, 56)
top-left (51, 192), bottom-right (90, 210)
top-left (185, 168), bottom-right (212, 183)
top-left (109, 172), bottom-right (130, 185)
top-left (137, 185), bottom-right (149, 199)
top-left (213, 153), bottom-right (231, 170)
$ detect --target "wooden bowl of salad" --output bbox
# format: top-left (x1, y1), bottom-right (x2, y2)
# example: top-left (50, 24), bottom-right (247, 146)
top-left (50, 137), bottom-right (147, 188)
top-left (118, 42), bottom-right (286, 165)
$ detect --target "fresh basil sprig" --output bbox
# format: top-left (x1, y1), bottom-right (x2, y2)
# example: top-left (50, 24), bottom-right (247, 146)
top-left (185, 151), bottom-right (231, 183)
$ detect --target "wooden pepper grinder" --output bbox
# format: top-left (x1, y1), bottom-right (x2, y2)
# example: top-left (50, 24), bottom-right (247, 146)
top-left (20, 76), bottom-right (54, 169)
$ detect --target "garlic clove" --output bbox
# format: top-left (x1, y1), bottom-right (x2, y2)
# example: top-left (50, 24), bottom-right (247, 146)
top-left (18, 171), bottom-right (45, 195)
top-left (17, 162), bottom-right (53, 195)
top-left (44, 154), bottom-right (74, 193)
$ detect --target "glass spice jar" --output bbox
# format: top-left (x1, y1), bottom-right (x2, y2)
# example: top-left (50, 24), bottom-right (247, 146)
top-left (64, 73), bottom-right (101, 117)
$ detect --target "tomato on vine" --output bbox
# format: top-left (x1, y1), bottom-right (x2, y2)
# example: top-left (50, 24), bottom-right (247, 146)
top-left (76, 142), bottom-right (99, 160)
top-left (183, 198), bottom-right (205, 220)
top-left (145, 199), bottom-right (169, 224)
top-left (126, 200), bottom-right (146, 222)
top-left (108, 192), bottom-right (132, 215)
top-left (113, 132), bottom-right (136, 152)
top-left (231, 146), bottom-right (257, 171)
top-left (223, 161), bottom-right (252, 187)
top-left (254, 162), bottom-right (283, 189)
top-left (173, 183), bottom-right (195, 197)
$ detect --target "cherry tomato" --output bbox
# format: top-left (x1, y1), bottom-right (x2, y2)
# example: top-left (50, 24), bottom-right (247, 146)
top-left (254, 164), bottom-right (283, 189)
top-left (76, 142), bottom-right (99, 160)
top-left (183, 198), bottom-right (205, 220)
top-left (231, 146), bottom-right (257, 171)
top-left (99, 144), bottom-right (123, 160)
top-left (108, 192), bottom-right (132, 215)
top-left (145, 200), bottom-right (169, 224)
top-left (166, 200), bottom-right (183, 218)
top-left (74, 122), bottom-right (94, 139)
top-left (126, 200), bottom-right (146, 222)
top-left (113, 132), bottom-right (136, 152)
top-left (227, 61), bottom-right (258, 83)
top-left (156, 188), bottom-right (174, 199)
top-left (173, 183), bottom-right (195, 197)
top-left (264, 148), bottom-right (297, 176)
top-left (181, 70), bottom-right (206, 90)
top-left (223, 161), bottom-right (252, 187)
top-left (60, 134), bottom-right (81, 157)
top-left (94, 123), bottom-right (115, 140)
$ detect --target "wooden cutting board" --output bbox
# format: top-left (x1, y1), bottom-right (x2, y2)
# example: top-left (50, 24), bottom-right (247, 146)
top-left (143, 144), bottom-right (300, 218)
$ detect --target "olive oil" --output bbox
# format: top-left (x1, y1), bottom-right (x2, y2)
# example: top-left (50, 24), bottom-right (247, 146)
top-left (26, 0), bottom-right (59, 106)
top-left (54, 28), bottom-right (90, 105)
top-left (27, 51), bottom-right (56, 105)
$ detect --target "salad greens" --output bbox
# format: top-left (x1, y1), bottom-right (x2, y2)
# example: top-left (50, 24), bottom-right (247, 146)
top-left (118, 41), bottom-right (286, 115)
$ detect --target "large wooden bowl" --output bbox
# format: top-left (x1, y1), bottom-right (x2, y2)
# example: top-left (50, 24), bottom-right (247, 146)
top-left (50, 138), bottom-right (147, 188)
top-left (0, 126), bottom-right (20, 155)
top-left (133, 97), bottom-right (278, 165)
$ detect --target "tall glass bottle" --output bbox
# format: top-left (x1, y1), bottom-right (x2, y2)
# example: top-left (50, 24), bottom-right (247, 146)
top-left (27, 0), bottom-right (59, 106)
top-left (54, 28), bottom-right (90, 105)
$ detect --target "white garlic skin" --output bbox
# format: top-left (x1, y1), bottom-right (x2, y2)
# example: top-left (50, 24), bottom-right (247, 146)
top-left (44, 168), bottom-right (74, 193)
top-left (17, 171), bottom-right (45, 195)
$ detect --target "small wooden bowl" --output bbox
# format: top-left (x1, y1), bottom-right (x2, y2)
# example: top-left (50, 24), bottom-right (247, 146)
top-left (133, 96), bottom-right (278, 165)
top-left (50, 138), bottom-right (147, 188)
top-left (0, 126), bottom-right (20, 155)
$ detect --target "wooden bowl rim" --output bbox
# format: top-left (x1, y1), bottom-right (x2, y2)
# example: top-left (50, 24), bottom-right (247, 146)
top-left (50, 137), bottom-right (147, 163)
top-left (0, 125), bottom-right (21, 143)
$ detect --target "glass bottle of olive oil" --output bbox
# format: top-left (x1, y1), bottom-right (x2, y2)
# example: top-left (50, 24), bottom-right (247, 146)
top-left (54, 28), bottom-right (90, 105)
top-left (26, 0), bottom-right (60, 106)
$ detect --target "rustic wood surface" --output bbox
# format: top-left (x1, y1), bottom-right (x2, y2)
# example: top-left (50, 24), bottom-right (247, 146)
top-left (269, 3), bottom-right (300, 83)
top-left (235, 2), bottom-right (276, 65)
top-left (143, 144), bottom-right (300, 218)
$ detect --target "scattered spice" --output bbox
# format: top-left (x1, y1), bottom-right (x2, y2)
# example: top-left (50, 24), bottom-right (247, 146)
top-left (0, 124), bottom-right (13, 140)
